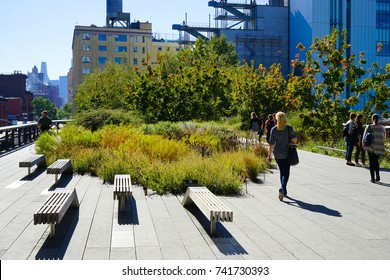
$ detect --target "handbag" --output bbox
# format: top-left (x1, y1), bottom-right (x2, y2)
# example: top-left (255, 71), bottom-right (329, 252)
top-left (363, 125), bottom-right (372, 146)
top-left (287, 126), bottom-right (299, 165)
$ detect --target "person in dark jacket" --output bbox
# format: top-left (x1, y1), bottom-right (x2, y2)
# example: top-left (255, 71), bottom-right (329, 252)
top-left (354, 114), bottom-right (366, 167)
top-left (249, 112), bottom-right (261, 144)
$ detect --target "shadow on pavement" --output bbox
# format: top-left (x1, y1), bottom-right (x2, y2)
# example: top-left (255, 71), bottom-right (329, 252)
top-left (35, 208), bottom-right (79, 260)
top-left (117, 197), bottom-right (139, 225)
top-left (283, 196), bottom-right (342, 217)
top-left (20, 167), bottom-right (46, 181)
top-left (185, 204), bottom-right (248, 256)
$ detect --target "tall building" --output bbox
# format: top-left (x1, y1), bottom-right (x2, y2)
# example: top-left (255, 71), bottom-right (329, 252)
top-left (290, 0), bottom-right (390, 109)
top-left (71, 0), bottom-right (180, 105)
top-left (26, 66), bottom-right (61, 108)
top-left (174, 1), bottom-right (289, 75)
top-left (40, 62), bottom-right (50, 83)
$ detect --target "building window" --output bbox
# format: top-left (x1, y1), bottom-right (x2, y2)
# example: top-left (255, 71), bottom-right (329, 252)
top-left (115, 35), bottom-right (127, 42)
top-left (82, 44), bottom-right (91, 51)
top-left (133, 58), bottom-right (138, 65)
top-left (158, 46), bottom-right (163, 51)
top-left (82, 56), bottom-right (91, 63)
top-left (133, 46), bottom-right (138, 52)
top-left (98, 45), bottom-right (107, 52)
top-left (134, 35), bottom-right (138, 43)
top-left (115, 46), bottom-right (128, 52)
top-left (142, 36), bottom-right (145, 43)
top-left (98, 34), bottom-right (107, 41)
top-left (114, 57), bottom-right (127, 64)
top-left (377, 0), bottom-right (390, 56)
top-left (98, 56), bottom-right (107, 64)
top-left (82, 33), bottom-right (91, 40)
top-left (142, 47), bottom-right (145, 54)
top-left (82, 68), bottom-right (91, 74)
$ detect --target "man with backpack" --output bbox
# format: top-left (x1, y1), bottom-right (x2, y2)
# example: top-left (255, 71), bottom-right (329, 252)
top-left (343, 113), bottom-right (357, 166)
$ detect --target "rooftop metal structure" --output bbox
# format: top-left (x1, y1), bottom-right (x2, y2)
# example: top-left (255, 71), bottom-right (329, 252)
top-left (106, 0), bottom-right (131, 28)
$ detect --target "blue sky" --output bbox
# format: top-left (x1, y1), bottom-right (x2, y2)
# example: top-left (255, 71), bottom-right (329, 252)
top-left (0, 0), bottom-right (214, 80)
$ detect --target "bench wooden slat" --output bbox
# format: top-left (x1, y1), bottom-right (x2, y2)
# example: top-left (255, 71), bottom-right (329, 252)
top-left (34, 189), bottom-right (79, 238)
top-left (113, 174), bottom-right (132, 212)
top-left (182, 186), bottom-right (233, 235)
top-left (46, 159), bottom-right (72, 184)
top-left (19, 154), bottom-right (46, 175)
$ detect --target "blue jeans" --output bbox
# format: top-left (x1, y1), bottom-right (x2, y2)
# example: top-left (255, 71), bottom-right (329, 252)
top-left (275, 158), bottom-right (291, 193)
top-left (345, 137), bottom-right (354, 162)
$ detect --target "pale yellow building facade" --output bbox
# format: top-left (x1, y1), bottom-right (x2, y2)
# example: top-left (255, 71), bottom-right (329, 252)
top-left (71, 23), bottom-right (180, 105)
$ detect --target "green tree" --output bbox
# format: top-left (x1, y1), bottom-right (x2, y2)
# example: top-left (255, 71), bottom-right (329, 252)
top-left (31, 96), bottom-right (58, 120)
top-left (297, 29), bottom-right (371, 143)
top-left (75, 62), bottom-right (138, 112)
top-left (58, 103), bottom-right (73, 119)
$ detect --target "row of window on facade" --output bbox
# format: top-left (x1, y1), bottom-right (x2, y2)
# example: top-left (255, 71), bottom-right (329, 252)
top-left (82, 44), bottom-right (147, 53)
top-left (81, 57), bottom-right (142, 72)
top-left (82, 33), bottom-right (146, 43)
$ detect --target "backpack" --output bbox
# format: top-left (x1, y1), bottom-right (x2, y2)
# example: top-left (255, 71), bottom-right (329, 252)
top-left (363, 125), bottom-right (372, 146)
top-left (350, 123), bottom-right (358, 140)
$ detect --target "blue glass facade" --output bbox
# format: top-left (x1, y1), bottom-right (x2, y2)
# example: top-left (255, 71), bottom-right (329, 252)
top-left (290, 0), bottom-right (390, 111)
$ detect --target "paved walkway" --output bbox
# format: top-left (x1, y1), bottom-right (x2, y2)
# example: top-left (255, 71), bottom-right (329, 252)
top-left (0, 144), bottom-right (389, 260)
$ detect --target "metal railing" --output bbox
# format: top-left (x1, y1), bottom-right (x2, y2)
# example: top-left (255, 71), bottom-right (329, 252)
top-left (0, 120), bottom-right (72, 154)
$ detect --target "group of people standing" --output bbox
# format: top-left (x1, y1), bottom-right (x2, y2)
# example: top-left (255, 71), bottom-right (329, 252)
top-left (344, 113), bottom-right (386, 183)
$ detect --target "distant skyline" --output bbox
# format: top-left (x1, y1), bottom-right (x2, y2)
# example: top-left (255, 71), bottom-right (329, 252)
top-left (0, 0), bottom-right (218, 80)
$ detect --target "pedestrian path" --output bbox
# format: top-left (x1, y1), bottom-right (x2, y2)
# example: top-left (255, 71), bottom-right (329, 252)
top-left (0, 145), bottom-right (389, 260)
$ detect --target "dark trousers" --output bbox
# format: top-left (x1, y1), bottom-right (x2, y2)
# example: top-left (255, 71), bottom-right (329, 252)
top-left (275, 158), bottom-right (291, 192)
top-left (368, 152), bottom-right (380, 180)
top-left (354, 143), bottom-right (366, 164)
top-left (345, 138), bottom-right (354, 162)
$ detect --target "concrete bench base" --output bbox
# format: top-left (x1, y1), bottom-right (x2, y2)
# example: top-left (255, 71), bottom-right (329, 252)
top-left (113, 174), bottom-right (132, 212)
top-left (34, 189), bottom-right (79, 238)
top-left (47, 159), bottom-right (72, 184)
top-left (19, 154), bottom-right (46, 175)
top-left (182, 187), bottom-right (233, 235)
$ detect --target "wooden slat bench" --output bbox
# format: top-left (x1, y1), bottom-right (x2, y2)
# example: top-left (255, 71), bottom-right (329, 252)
top-left (34, 188), bottom-right (79, 238)
top-left (47, 159), bottom-right (72, 184)
top-left (182, 187), bottom-right (233, 235)
top-left (113, 174), bottom-right (132, 212)
top-left (19, 154), bottom-right (46, 175)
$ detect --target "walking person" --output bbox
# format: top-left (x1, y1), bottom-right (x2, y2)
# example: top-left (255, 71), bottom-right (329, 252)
top-left (354, 114), bottom-right (366, 167)
top-left (249, 112), bottom-right (261, 144)
top-left (344, 112), bottom-right (357, 166)
top-left (362, 114), bottom-right (386, 183)
top-left (267, 112), bottom-right (297, 201)
top-left (264, 114), bottom-right (276, 144)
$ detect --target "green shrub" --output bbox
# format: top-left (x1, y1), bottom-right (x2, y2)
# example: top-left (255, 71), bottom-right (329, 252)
top-left (76, 109), bottom-right (143, 131)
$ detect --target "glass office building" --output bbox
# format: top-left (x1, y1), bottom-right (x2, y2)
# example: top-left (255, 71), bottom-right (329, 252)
top-left (290, 0), bottom-right (390, 109)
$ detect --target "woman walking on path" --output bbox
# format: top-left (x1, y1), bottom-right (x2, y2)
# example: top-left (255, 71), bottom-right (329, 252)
top-left (267, 112), bottom-right (297, 201)
top-left (354, 114), bottom-right (366, 167)
top-left (249, 112), bottom-right (261, 144)
top-left (362, 114), bottom-right (386, 183)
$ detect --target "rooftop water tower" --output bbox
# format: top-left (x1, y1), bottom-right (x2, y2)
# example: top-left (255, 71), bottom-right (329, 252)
top-left (106, 0), bottom-right (130, 28)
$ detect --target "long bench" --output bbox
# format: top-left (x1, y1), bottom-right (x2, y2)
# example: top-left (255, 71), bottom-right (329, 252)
top-left (113, 174), bottom-right (132, 212)
top-left (19, 154), bottom-right (46, 175)
top-left (34, 188), bottom-right (79, 238)
top-left (182, 186), bottom-right (233, 235)
top-left (47, 159), bottom-right (72, 184)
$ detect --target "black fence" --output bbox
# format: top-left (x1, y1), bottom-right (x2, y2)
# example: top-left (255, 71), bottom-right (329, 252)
top-left (0, 120), bottom-right (72, 154)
